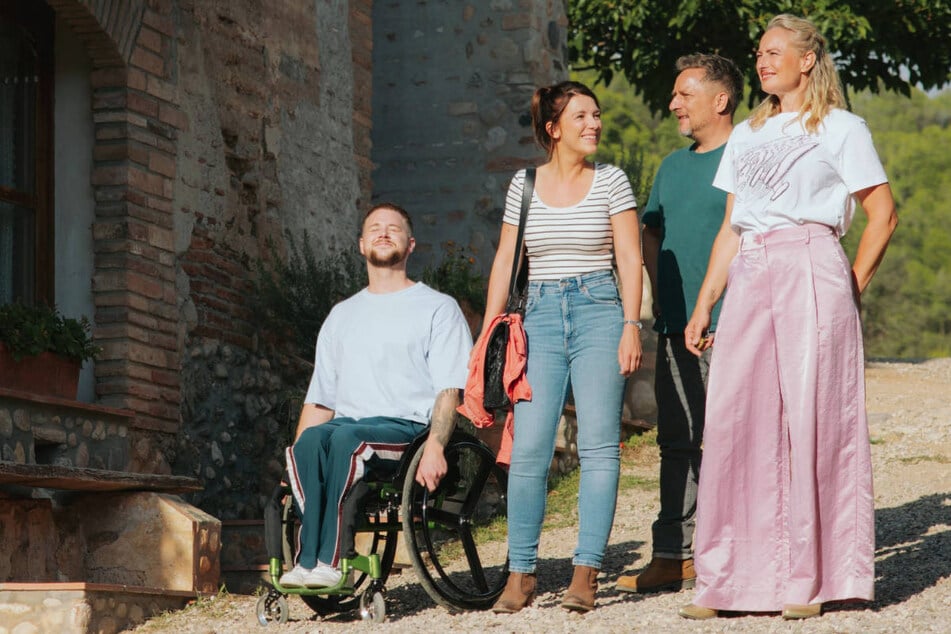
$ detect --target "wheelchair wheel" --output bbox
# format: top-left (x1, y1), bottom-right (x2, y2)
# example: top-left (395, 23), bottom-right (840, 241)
top-left (359, 588), bottom-right (386, 623)
top-left (402, 435), bottom-right (508, 611)
top-left (256, 591), bottom-right (289, 625)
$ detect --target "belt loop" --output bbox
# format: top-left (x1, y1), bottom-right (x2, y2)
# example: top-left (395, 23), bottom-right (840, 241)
top-left (804, 224), bottom-right (811, 244)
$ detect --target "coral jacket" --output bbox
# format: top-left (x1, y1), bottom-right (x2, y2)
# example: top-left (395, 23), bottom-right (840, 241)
top-left (456, 312), bottom-right (531, 466)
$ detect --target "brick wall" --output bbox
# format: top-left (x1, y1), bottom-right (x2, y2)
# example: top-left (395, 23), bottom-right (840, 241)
top-left (43, 0), bottom-right (183, 435)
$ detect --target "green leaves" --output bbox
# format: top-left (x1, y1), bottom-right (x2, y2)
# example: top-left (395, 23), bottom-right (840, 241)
top-left (0, 303), bottom-right (100, 362)
top-left (421, 242), bottom-right (487, 314)
top-left (252, 232), bottom-right (367, 361)
top-left (840, 89), bottom-right (951, 358)
top-left (568, 0), bottom-right (951, 115)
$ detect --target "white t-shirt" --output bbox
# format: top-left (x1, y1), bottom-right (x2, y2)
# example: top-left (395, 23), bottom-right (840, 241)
top-left (714, 109), bottom-right (888, 236)
top-left (503, 163), bottom-right (637, 280)
top-left (303, 283), bottom-right (472, 423)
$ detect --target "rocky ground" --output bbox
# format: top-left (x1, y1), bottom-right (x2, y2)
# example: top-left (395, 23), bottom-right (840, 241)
top-left (130, 359), bottom-right (951, 633)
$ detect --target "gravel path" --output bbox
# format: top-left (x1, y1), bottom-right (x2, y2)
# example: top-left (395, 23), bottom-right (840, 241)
top-left (131, 359), bottom-right (951, 633)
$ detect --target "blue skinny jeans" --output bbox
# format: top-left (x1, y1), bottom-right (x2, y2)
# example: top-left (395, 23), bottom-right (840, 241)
top-left (507, 269), bottom-right (626, 573)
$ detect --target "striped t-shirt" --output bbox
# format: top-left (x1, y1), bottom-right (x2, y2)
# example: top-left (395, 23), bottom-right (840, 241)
top-left (503, 163), bottom-right (637, 281)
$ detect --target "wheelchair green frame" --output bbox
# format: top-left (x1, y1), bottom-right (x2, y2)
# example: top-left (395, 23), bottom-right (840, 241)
top-left (256, 430), bottom-right (508, 625)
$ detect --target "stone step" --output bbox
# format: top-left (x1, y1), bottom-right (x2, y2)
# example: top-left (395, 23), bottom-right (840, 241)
top-left (0, 582), bottom-right (198, 634)
top-left (0, 387), bottom-right (136, 471)
top-left (0, 492), bottom-right (220, 633)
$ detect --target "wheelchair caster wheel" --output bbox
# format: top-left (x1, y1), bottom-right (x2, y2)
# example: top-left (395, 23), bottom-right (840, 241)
top-left (256, 591), bottom-right (289, 625)
top-left (359, 590), bottom-right (386, 623)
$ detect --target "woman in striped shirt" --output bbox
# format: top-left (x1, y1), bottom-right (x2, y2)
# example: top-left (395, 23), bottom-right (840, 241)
top-left (485, 81), bottom-right (644, 614)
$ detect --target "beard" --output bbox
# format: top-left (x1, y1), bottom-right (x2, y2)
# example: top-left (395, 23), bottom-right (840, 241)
top-left (366, 243), bottom-right (409, 267)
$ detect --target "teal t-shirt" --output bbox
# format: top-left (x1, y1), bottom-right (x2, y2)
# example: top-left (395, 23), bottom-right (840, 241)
top-left (641, 144), bottom-right (726, 334)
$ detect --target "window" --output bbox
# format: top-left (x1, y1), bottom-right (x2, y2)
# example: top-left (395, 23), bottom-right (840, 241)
top-left (0, 2), bottom-right (52, 305)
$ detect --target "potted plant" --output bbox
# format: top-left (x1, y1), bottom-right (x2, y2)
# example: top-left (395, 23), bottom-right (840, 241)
top-left (0, 302), bottom-right (100, 399)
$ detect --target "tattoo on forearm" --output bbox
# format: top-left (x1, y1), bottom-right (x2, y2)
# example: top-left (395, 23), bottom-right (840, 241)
top-left (430, 388), bottom-right (461, 445)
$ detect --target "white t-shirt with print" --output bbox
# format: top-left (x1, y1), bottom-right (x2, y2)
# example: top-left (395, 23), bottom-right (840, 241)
top-left (303, 283), bottom-right (472, 423)
top-left (503, 163), bottom-right (637, 281)
top-left (713, 109), bottom-right (888, 236)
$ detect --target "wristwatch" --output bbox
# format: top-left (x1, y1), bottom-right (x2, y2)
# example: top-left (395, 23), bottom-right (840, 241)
top-left (623, 319), bottom-right (644, 329)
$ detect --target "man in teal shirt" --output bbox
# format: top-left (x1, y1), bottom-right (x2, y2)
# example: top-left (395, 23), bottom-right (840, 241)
top-left (618, 53), bottom-right (743, 594)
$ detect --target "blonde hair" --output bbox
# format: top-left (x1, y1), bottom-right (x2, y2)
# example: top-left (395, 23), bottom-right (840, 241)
top-left (749, 14), bottom-right (845, 133)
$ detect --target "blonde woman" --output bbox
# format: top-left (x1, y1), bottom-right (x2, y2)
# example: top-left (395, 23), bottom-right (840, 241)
top-left (680, 15), bottom-right (897, 620)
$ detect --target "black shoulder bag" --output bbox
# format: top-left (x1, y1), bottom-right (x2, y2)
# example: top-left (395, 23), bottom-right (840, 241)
top-left (483, 167), bottom-right (535, 410)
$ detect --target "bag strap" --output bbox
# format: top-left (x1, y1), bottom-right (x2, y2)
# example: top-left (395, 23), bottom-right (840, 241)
top-left (506, 167), bottom-right (535, 312)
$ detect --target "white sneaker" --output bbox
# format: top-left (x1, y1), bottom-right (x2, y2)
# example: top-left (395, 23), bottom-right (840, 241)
top-left (302, 562), bottom-right (343, 588)
top-left (279, 563), bottom-right (312, 588)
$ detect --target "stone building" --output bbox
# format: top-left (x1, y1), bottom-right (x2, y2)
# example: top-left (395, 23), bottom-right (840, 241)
top-left (1, 0), bottom-right (570, 522)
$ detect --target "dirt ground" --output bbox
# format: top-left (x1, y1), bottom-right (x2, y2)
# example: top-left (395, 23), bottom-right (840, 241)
top-left (129, 359), bottom-right (951, 633)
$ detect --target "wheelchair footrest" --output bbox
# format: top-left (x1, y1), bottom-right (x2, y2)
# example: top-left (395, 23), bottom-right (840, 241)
top-left (268, 553), bottom-right (382, 597)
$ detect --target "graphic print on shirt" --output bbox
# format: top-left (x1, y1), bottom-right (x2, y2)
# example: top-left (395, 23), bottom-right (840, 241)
top-left (735, 135), bottom-right (818, 205)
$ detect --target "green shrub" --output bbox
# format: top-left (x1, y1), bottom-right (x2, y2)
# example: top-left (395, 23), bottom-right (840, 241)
top-left (0, 302), bottom-right (100, 362)
top-left (421, 241), bottom-right (486, 313)
top-left (252, 232), bottom-right (367, 360)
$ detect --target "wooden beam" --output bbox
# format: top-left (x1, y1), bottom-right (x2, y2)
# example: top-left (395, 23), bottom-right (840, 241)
top-left (0, 461), bottom-right (201, 493)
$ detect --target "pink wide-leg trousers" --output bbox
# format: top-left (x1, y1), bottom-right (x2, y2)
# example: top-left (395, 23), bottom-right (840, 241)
top-left (693, 223), bottom-right (875, 611)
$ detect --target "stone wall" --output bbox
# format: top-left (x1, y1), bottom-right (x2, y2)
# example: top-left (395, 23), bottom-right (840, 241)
top-left (371, 0), bottom-right (569, 273)
top-left (0, 387), bottom-right (172, 477)
top-left (0, 396), bottom-right (131, 471)
top-left (160, 0), bottom-right (375, 518)
top-left (0, 586), bottom-right (191, 634)
top-left (174, 339), bottom-right (308, 519)
top-left (173, 0), bottom-right (373, 348)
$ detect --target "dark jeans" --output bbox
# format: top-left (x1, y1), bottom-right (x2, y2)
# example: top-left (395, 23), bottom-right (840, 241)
top-left (651, 334), bottom-right (710, 559)
top-left (286, 416), bottom-right (426, 568)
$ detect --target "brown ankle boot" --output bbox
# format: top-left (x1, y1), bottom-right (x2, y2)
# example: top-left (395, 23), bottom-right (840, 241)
top-left (616, 557), bottom-right (696, 593)
top-left (492, 572), bottom-right (536, 613)
top-left (561, 565), bottom-right (598, 612)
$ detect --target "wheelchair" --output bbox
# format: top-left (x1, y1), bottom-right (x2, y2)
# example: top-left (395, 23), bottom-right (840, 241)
top-left (256, 429), bottom-right (509, 625)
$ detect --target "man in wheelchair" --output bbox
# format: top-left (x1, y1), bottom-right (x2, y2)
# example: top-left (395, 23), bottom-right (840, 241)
top-left (280, 202), bottom-right (473, 589)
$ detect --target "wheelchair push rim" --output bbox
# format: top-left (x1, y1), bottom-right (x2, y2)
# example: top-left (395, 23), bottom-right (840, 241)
top-left (402, 435), bottom-right (509, 611)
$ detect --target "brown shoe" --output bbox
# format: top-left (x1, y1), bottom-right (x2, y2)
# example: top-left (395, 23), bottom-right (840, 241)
top-left (492, 572), bottom-right (536, 613)
top-left (616, 557), bottom-right (696, 593)
top-left (782, 603), bottom-right (822, 619)
top-left (561, 565), bottom-right (598, 612)
top-left (678, 603), bottom-right (717, 619)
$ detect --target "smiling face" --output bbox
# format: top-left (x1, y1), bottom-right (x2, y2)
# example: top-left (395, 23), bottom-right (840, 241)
top-left (669, 68), bottom-right (724, 140)
top-left (548, 94), bottom-right (601, 157)
top-left (359, 206), bottom-right (415, 267)
top-left (756, 27), bottom-right (815, 100)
